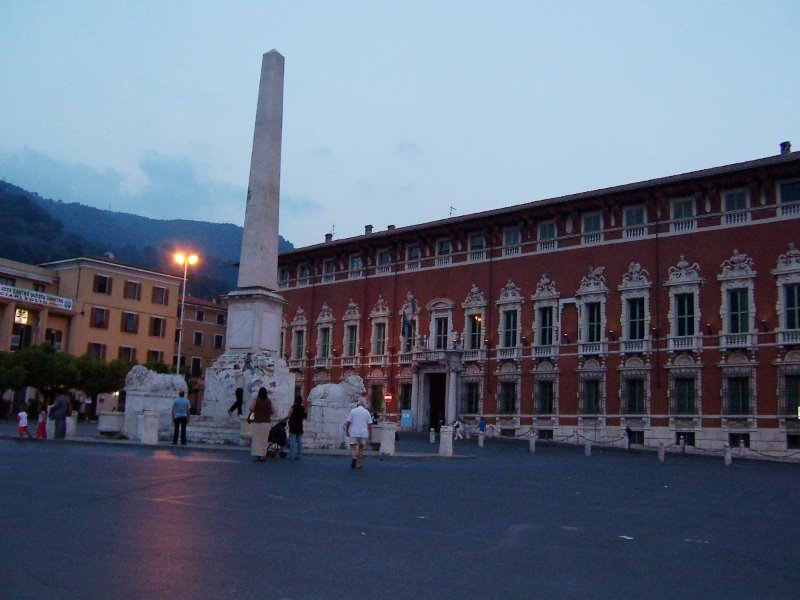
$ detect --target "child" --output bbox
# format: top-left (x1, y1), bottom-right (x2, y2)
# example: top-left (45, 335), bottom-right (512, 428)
top-left (17, 405), bottom-right (32, 439)
top-left (35, 406), bottom-right (47, 439)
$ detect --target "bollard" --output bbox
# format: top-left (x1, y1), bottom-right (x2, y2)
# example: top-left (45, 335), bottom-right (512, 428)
top-left (724, 444), bottom-right (732, 466)
top-left (625, 433), bottom-right (630, 450)
top-left (738, 439), bottom-right (745, 457)
top-left (429, 428), bottom-right (436, 444)
top-left (66, 413), bottom-right (78, 439)
top-left (529, 431), bottom-right (537, 453)
top-left (439, 426), bottom-right (453, 457)
top-left (478, 430), bottom-right (484, 448)
top-left (658, 442), bottom-right (665, 462)
top-left (584, 439), bottom-right (592, 456)
top-left (679, 435), bottom-right (685, 454)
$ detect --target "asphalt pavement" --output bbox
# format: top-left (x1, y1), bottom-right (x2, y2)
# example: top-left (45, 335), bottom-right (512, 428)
top-left (1, 419), bottom-right (799, 600)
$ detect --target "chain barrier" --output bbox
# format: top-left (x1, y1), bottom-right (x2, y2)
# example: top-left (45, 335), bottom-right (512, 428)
top-left (476, 426), bottom-right (800, 462)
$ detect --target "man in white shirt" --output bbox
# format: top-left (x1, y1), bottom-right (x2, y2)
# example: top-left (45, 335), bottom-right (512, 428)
top-left (345, 399), bottom-right (372, 469)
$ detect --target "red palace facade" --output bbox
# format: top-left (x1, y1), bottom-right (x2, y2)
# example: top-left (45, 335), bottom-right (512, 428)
top-left (277, 146), bottom-right (800, 453)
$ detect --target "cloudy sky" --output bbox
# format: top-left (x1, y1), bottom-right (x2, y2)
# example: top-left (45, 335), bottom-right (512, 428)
top-left (1, 1), bottom-right (798, 248)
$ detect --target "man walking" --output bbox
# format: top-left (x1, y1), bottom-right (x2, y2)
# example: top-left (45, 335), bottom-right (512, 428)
top-left (50, 392), bottom-right (69, 440)
top-left (344, 399), bottom-right (372, 469)
top-left (172, 390), bottom-right (191, 445)
top-left (228, 364), bottom-right (245, 416)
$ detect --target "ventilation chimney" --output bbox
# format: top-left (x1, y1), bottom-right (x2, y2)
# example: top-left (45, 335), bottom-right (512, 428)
top-left (325, 233), bottom-right (333, 243)
top-left (780, 141), bottom-right (792, 155)
top-left (387, 224), bottom-right (395, 231)
top-left (365, 224), bottom-right (373, 235)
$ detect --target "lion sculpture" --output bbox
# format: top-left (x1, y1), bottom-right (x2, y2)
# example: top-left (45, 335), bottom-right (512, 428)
top-left (305, 375), bottom-right (367, 448)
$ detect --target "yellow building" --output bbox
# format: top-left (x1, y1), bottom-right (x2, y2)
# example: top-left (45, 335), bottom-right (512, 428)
top-left (177, 295), bottom-right (228, 410)
top-left (0, 257), bottom-right (74, 353)
top-left (41, 257), bottom-right (182, 365)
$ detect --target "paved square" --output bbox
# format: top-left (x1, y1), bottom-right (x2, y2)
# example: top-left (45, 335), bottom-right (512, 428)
top-left (1, 436), bottom-right (798, 599)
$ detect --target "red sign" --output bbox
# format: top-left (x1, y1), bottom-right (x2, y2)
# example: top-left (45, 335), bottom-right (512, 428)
top-left (384, 392), bottom-right (393, 403)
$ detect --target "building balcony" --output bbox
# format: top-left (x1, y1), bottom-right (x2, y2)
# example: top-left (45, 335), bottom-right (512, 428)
top-left (621, 339), bottom-right (650, 353)
top-left (399, 352), bottom-right (413, 364)
top-left (405, 261), bottom-right (420, 271)
top-left (314, 357), bottom-right (331, 369)
top-left (288, 359), bottom-right (305, 370)
top-left (497, 347), bottom-right (521, 361)
top-left (462, 349), bottom-right (486, 362)
top-left (368, 355), bottom-right (388, 367)
top-left (579, 342), bottom-right (606, 356)
top-left (780, 201), bottom-right (800, 216)
top-left (722, 332), bottom-right (755, 350)
top-left (322, 274), bottom-right (335, 283)
top-left (582, 233), bottom-right (603, 245)
top-left (724, 210), bottom-right (750, 225)
top-left (672, 219), bottom-right (696, 232)
top-left (435, 256), bottom-right (451, 267)
top-left (468, 250), bottom-right (486, 262)
top-left (778, 329), bottom-right (800, 346)
top-left (419, 350), bottom-right (447, 363)
top-left (348, 269), bottom-right (363, 279)
top-left (503, 245), bottom-right (521, 257)
top-left (669, 335), bottom-right (700, 352)
top-left (532, 345), bottom-right (556, 358)
top-left (538, 239), bottom-right (556, 252)
top-left (376, 265), bottom-right (392, 275)
top-left (624, 226), bottom-right (646, 239)
top-left (341, 356), bottom-right (358, 368)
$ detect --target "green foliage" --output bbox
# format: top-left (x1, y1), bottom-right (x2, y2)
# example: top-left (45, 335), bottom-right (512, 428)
top-left (76, 356), bottom-right (132, 400)
top-left (0, 351), bottom-right (26, 395)
top-left (12, 345), bottom-right (81, 402)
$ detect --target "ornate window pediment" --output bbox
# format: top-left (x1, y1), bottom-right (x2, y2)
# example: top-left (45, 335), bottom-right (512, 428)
top-left (462, 283), bottom-right (486, 309)
top-left (370, 294), bottom-right (390, 319)
top-left (290, 307), bottom-right (307, 328)
top-left (342, 299), bottom-right (360, 322)
top-left (532, 273), bottom-right (559, 301)
top-left (665, 256), bottom-right (705, 287)
top-left (619, 262), bottom-right (652, 291)
top-left (315, 301), bottom-right (335, 326)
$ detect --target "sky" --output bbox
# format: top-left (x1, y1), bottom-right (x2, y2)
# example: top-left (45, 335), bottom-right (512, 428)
top-left (1, 1), bottom-right (799, 249)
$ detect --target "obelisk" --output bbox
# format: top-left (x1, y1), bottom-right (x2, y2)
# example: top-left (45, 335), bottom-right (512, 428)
top-left (226, 50), bottom-right (287, 353)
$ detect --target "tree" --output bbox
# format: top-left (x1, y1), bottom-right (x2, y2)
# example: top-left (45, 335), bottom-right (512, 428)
top-left (76, 356), bottom-right (132, 415)
top-left (0, 351), bottom-right (26, 416)
top-left (14, 345), bottom-right (80, 403)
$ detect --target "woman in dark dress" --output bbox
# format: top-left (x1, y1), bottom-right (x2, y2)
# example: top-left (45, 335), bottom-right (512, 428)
top-left (249, 387), bottom-right (273, 462)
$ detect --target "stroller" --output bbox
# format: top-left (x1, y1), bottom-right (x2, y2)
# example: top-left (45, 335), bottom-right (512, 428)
top-left (267, 420), bottom-right (288, 458)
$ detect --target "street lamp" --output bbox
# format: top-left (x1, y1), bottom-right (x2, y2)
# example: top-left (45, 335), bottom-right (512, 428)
top-left (174, 252), bottom-right (199, 374)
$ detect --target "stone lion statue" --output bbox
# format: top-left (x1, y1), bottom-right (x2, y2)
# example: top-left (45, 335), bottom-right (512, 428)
top-left (307, 375), bottom-right (366, 409)
top-left (125, 365), bottom-right (187, 395)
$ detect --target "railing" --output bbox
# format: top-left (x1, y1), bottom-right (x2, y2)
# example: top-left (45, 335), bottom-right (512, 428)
top-left (669, 335), bottom-right (698, 352)
top-left (621, 339), bottom-right (650, 353)
top-left (322, 274), bottom-right (335, 283)
top-left (376, 265), bottom-right (392, 275)
top-left (722, 332), bottom-right (753, 349)
top-left (503, 245), bottom-right (521, 257)
top-left (624, 226), bottom-right (646, 239)
top-left (462, 349), bottom-right (486, 362)
top-left (279, 282), bottom-right (288, 289)
top-left (497, 347), bottom-right (521, 360)
top-left (288, 359), bottom-right (304, 369)
top-left (435, 256), bottom-right (451, 267)
top-left (724, 210), bottom-right (750, 225)
top-left (368, 355), bottom-right (388, 367)
top-left (419, 350), bottom-right (447, 362)
top-left (582, 233), bottom-right (602, 245)
top-left (468, 250), bottom-right (486, 262)
top-left (579, 342), bottom-right (605, 355)
top-left (341, 356), bottom-right (357, 368)
top-left (314, 357), bottom-right (331, 369)
top-left (399, 352), bottom-right (413, 364)
top-left (348, 269), bottom-right (363, 279)
top-left (781, 201), bottom-right (800, 216)
top-left (672, 219), bottom-right (695, 232)
top-left (538, 239), bottom-right (556, 251)
top-left (778, 329), bottom-right (800, 345)
top-left (405, 260), bottom-right (420, 271)
top-left (533, 345), bottom-right (555, 358)
top-left (297, 277), bottom-right (309, 287)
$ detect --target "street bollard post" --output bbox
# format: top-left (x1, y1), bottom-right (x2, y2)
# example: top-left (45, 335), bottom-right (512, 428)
top-left (584, 439), bottom-right (592, 456)
top-left (529, 430), bottom-right (536, 453)
top-left (658, 442), bottom-right (665, 462)
top-left (478, 430), bottom-right (484, 448)
top-left (724, 444), bottom-right (732, 466)
top-left (738, 438), bottom-right (745, 457)
top-left (680, 435), bottom-right (685, 453)
top-left (429, 428), bottom-right (436, 444)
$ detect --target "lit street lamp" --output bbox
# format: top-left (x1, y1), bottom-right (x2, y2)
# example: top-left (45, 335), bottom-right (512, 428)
top-left (174, 252), bottom-right (199, 374)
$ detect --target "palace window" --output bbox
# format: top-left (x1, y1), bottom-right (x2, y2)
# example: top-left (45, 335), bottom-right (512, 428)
top-left (502, 227), bottom-right (520, 256)
top-left (318, 326), bottom-right (331, 359)
top-left (86, 343), bottom-right (107, 360)
top-left (628, 298), bottom-right (645, 340)
top-left (297, 263), bottom-right (310, 286)
top-left (497, 381), bottom-right (517, 414)
top-left (377, 250), bottom-right (392, 273)
top-left (585, 303), bottom-right (601, 343)
top-left (322, 259), bottom-right (336, 283)
top-left (279, 268), bottom-right (290, 288)
top-left (406, 245), bottom-right (420, 270)
top-left (536, 380), bottom-right (554, 414)
top-left (786, 284), bottom-right (800, 330)
top-left (501, 309), bottom-right (518, 348)
top-left (467, 314), bottom-right (482, 350)
top-left (214, 334), bottom-right (223, 349)
top-left (580, 379), bottom-right (601, 414)
top-left (624, 379), bottom-right (646, 414)
top-left (672, 377), bottom-right (696, 414)
top-left (537, 221), bottom-right (556, 251)
top-left (434, 317), bottom-right (449, 350)
top-left (538, 307), bottom-right (553, 346)
top-left (149, 317), bottom-right (166, 337)
top-left (725, 376), bottom-right (751, 415)
top-left (292, 329), bottom-right (305, 360)
top-left (463, 382), bottom-right (480, 414)
top-left (436, 239), bottom-right (452, 266)
top-left (345, 324), bottom-right (358, 357)
top-left (148, 350), bottom-right (164, 365)
top-left (779, 374), bottom-right (800, 418)
top-left (624, 205), bottom-right (646, 238)
top-left (723, 189), bottom-right (749, 224)
top-left (718, 250), bottom-right (756, 350)
top-left (193, 331), bottom-right (203, 346)
top-left (468, 233), bottom-right (485, 261)
top-left (676, 293), bottom-right (695, 337)
top-left (671, 197), bottom-right (696, 232)
top-left (195, 310), bottom-right (204, 322)
top-left (349, 254), bottom-right (363, 278)
top-left (191, 357), bottom-right (202, 377)
top-left (779, 180), bottom-right (800, 216)
top-left (118, 346), bottom-right (136, 362)
top-left (372, 322), bottom-right (386, 355)
top-left (772, 244), bottom-right (800, 346)
top-left (581, 211), bottom-right (603, 245)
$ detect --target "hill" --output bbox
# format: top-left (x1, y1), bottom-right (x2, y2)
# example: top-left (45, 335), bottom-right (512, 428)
top-left (0, 181), bottom-right (294, 299)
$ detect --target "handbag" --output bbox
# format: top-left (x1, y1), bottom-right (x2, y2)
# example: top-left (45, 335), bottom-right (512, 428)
top-left (247, 412), bottom-right (255, 423)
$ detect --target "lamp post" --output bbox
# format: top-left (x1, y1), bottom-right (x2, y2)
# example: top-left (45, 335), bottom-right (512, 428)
top-left (174, 252), bottom-right (199, 374)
